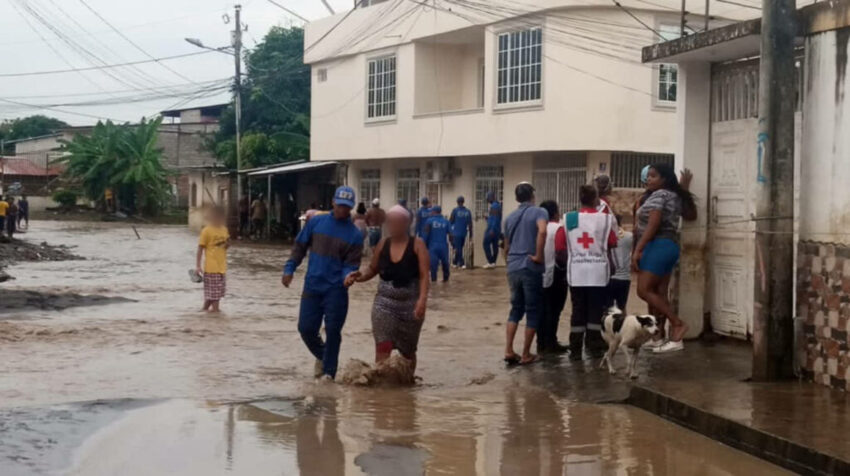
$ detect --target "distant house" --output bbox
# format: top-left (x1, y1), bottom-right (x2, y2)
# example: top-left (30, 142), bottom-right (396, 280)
top-left (0, 156), bottom-right (63, 211)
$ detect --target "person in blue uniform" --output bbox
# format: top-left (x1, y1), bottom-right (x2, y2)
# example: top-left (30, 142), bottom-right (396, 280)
top-left (282, 186), bottom-right (364, 381)
top-left (449, 196), bottom-right (473, 269)
top-left (483, 191), bottom-right (502, 268)
top-left (415, 197), bottom-right (431, 238)
top-left (423, 206), bottom-right (451, 282)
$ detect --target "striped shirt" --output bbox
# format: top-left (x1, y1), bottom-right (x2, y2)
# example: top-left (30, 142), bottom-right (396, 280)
top-left (284, 213), bottom-right (364, 293)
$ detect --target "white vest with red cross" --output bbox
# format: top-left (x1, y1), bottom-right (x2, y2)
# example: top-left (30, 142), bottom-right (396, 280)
top-left (566, 212), bottom-right (615, 287)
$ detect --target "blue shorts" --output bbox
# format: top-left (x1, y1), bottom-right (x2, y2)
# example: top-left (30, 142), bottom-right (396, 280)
top-left (639, 238), bottom-right (680, 276)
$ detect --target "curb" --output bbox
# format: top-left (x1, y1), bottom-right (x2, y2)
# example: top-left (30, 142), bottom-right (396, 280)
top-left (626, 385), bottom-right (850, 476)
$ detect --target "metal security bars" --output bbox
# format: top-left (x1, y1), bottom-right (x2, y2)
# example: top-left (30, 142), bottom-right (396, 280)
top-left (397, 168), bottom-right (420, 211)
top-left (360, 169), bottom-right (380, 204)
top-left (474, 166), bottom-right (504, 219)
top-left (533, 166), bottom-right (587, 213)
top-left (367, 55), bottom-right (396, 119)
top-left (711, 56), bottom-right (804, 123)
top-left (497, 28), bottom-right (542, 105)
top-left (610, 152), bottom-right (674, 189)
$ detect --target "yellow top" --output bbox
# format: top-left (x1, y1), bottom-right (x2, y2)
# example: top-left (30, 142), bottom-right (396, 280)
top-left (0, 201), bottom-right (8, 217)
top-left (199, 225), bottom-right (229, 274)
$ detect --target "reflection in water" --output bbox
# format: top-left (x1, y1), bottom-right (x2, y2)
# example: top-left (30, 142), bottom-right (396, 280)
top-left (296, 397), bottom-right (345, 476)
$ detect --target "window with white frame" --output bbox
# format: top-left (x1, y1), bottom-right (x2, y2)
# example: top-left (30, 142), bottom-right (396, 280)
top-left (360, 169), bottom-right (381, 204)
top-left (367, 55), bottom-right (396, 120)
top-left (656, 25), bottom-right (680, 106)
top-left (610, 152), bottom-right (674, 189)
top-left (474, 166), bottom-right (504, 219)
top-left (497, 27), bottom-right (542, 105)
top-left (397, 168), bottom-right (420, 210)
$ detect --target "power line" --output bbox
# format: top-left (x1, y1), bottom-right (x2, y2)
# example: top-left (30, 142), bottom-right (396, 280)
top-left (76, 0), bottom-right (198, 84)
top-left (264, 0), bottom-right (309, 22)
top-left (0, 97), bottom-right (129, 122)
top-left (0, 50), bottom-right (218, 78)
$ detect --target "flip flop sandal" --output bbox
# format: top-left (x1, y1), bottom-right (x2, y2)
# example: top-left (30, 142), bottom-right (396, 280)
top-left (519, 355), bottom-right (541, 366)
top-left (504, 355), bottom-right (521, 366)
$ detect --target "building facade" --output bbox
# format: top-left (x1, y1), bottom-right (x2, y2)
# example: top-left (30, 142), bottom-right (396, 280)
top-left (304, 0), bottom-right (739, 265)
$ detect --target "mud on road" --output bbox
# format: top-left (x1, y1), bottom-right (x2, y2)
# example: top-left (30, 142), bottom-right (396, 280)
top-left (0, 221), bottom-right (790, 475)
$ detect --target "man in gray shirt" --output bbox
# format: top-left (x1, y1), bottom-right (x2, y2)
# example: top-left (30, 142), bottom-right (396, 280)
top-left (502, 182), bottom-right (548, 365)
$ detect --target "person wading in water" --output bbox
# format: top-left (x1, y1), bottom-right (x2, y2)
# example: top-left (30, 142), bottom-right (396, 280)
top-left (347, 205), bottom-right (430, 372)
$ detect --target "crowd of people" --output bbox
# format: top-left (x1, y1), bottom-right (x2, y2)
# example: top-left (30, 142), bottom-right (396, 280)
top-left (194, 163), bottom-right (695, 381)
top-left (0, 195), bottom-right (29, 238)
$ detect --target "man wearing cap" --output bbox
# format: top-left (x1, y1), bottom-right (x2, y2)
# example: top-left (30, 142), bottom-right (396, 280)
top-left (365, 198), bottom-right (386, 250)
top-left (423, 206), bottom-right (451, 282)
top-left (502, 182), bottom-right (548, 366)
top-left (282, 186), bottom-right (364, 381)
top-left (449, 196), bottom-right (473, 269)
top-left (483, 192), bottom-right (502, 269)
top-left (415, 197), bottom-right (431, 238)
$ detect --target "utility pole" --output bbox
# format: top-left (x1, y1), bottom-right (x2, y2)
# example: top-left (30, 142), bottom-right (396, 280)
top-left (233, 4), bottom-right (244, 236)
top-left (752, 0), bottom-right (796, 381)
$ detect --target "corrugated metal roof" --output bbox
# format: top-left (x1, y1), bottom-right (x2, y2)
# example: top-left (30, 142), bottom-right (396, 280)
top-left (246, 161), bottom-right (338, 177)
top-left (0, 158), bottom-right (63, 176)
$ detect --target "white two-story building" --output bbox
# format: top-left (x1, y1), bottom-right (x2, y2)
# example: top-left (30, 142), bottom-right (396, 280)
top-left (304, 0), bottom-right (749, 264)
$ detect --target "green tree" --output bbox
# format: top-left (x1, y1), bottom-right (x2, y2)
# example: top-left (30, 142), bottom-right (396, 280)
top-left (58, 118), bottom-right (171, 215)
top-left (0, 115), bottom-right (69, 153)
top-left (212, 26), bottom-right (311, 169)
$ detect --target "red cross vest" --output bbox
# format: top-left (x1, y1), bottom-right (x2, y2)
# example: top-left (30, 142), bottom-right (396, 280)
top-left (565, 211), bottom-right (615, 287)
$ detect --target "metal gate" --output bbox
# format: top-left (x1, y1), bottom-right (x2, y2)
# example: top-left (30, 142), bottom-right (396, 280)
top-left (533, 166), bottom-right (586, 214)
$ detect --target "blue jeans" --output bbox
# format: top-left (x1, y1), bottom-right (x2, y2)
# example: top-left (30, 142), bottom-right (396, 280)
top-left (507, 268), bottom-right (543, 330)
top-left (429, 247), bottom-right (449, 282)
top-left (483, 229), bottom-right (499, 265)
top-left (452, 235), bottom-right (466, 267)
top-left (298, 287), bottom-right (349, 378)
top-left (368, 227), bottom-right (382, 248)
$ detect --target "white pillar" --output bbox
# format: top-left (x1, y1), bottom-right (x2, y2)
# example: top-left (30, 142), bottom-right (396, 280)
top-left (675, 61), bottom-right (712, 338)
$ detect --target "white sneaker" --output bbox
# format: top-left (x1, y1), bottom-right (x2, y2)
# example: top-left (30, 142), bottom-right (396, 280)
top-left (314, 360), bottom-right (324, 378)
top-left (653, 340), bottom-right (684, 353)
top-left (461, 265), bottom-right (467, 270)
top-left (319, 374), bottom-right (335, 384)
top-left (642, 339), bottom-right (665, 350)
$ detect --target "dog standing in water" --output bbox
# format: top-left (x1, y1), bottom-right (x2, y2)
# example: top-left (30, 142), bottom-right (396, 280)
top-left (600, 307), bottom-right (659, 379)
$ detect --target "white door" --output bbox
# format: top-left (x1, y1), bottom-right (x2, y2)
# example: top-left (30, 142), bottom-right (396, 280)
top-left (709, 119), bottom-right (758, 338)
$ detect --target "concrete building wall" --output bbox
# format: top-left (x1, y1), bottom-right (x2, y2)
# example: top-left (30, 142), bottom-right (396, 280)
top-left (798, 27), bottom-right (850, 390)
top-left (308, 7), bottom-right (686, 164)
top-left (187, 170), bottom-right (232, 232)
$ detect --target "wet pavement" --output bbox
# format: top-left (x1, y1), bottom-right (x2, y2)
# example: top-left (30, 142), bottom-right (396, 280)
top-left (0, 221), bottom-right (791, 475)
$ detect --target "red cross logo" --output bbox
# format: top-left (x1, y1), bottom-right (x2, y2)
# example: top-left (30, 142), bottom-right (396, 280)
top-left (577, 232), bottom-right (595, 249)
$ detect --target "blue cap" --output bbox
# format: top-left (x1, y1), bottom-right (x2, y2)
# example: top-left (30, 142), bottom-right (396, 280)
top-left (457, 196), bottom-right (465, 203)
top-left (333, 186), bottom-right (356, 208)
top-left (421, 197), bottom-right (430, 205)
top-left (432, 205), bottom-right (442, 214)
top-left (640, 165), bottom-right (650, 185)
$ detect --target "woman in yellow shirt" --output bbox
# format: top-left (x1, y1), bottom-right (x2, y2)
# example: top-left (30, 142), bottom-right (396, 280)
top-left (196, 207), bottom-right (230, 312)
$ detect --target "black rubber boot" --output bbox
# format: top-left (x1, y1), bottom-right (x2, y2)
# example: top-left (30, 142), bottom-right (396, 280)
top-left (585, 330), bottom-right (607, 359)
top-left (569, 332), bottom-right (584, 361)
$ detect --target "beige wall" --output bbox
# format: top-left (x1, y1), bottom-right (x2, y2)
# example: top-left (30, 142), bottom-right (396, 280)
top-left (308, 7), bottom-right (688, 163)
top-left (187, 170), bottom-right (231, 231)
top-left (414, 41), bottom-right (484, 115)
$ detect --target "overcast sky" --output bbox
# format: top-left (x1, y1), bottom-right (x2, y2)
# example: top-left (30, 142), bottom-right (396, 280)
top-left (0, 0), bottom-right (353, 126)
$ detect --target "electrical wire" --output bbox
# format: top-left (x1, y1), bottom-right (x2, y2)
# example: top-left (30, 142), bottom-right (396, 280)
top-left (0, 50), bottom-right (218, 78)
top-left (264, 0), bottom-right (309, 23)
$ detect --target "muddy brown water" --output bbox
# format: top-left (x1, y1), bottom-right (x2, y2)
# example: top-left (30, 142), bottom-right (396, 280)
top-left (0, 221), bottom-right (789, 475)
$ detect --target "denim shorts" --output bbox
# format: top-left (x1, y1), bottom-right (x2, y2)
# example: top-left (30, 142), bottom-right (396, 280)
top-left (639, 238), bottom-right (680, 276)
top-left (507, 268), bottom-right (543, 330)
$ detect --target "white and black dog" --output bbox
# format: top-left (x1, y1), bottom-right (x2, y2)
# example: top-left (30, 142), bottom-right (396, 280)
top-left (600, 306), bottom-right (660, 379)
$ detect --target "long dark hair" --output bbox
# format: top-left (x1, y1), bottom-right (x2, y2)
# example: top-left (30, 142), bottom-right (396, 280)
top-left (651, 163), bottom-right (695, 211)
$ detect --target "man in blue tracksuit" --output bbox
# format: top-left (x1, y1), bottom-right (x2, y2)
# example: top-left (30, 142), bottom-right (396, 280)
top-left (423, 206), bottom-right (451, 282)
top-left (483, 191), bottom-right (502, 268)
top-left (282, 186), bottom-right (364, 380)
top-left (449, 196), bottom-right (473, 269)
top-left (415, 197), bottom-right (431, 238)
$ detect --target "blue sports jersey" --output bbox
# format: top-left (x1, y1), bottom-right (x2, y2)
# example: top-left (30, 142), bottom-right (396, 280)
top-left (450, 206), bottom-right (473, 237)
top-left (486, 201), bottom-right (502, 231)
top-left (415, 207), bottom-right (432, 237)
top-left (424, 216), bottom-right (451, 250)
top-left (284, 213), bottom-right (364, 293)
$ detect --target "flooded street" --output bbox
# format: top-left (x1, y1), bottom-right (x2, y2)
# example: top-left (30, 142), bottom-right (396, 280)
top-left (0, 221), bottom-right (789, 475)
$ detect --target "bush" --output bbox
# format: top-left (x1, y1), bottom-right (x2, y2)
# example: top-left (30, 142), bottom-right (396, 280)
top-left (52, 189), bottom-right (79, 208)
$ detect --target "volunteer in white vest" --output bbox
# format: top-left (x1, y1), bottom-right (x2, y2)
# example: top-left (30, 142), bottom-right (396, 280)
top-left (566, 185), bottom-right (618, 360)
top-left (538, 200), bottom-right (569, 354)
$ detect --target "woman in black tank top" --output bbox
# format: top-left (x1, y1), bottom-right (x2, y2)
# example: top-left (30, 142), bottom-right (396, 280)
top-left (347, 205), bottom-right (430, 374)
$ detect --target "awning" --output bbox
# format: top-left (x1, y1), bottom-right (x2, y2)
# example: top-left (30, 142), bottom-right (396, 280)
top-left (246, 161), bottom-right (338, 177)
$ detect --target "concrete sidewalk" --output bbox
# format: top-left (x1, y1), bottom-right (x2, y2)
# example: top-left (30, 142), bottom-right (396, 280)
top-left (528, 339), bottom-right (850, 475)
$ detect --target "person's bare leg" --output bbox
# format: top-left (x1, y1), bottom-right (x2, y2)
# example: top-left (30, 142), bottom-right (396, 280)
top-left (637, 272), bottom-right (687, 341)
top-left (650, 274), bottom-right (672, 341)
top-left (202, 299), bottom-right (212, 312)
top-left (210, 300), bottom-right (221, 313)
top-left (505, 322), bottom-right (519, 359)
top-left (521, 327), bottom-right (537, 363)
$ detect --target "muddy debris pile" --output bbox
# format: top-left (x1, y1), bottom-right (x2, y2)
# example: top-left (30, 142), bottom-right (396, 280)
top-left (339, 356), bottom-right (416, 386)
top-left (0, 237), bottom-right (80, 278)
